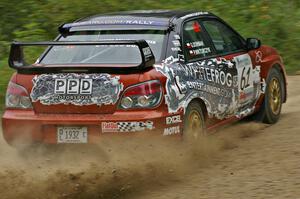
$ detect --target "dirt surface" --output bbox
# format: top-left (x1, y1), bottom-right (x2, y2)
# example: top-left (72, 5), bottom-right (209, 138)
top-left (0, 76), bottom-right (299, 199)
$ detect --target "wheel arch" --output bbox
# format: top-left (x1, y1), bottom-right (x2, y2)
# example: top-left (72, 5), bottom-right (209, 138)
top-left (271, 63), bottom-right (287, 103)
top-left (184, 97), bottom-right (209, 121)
top-left (259, 47), bottom-right (287, 103)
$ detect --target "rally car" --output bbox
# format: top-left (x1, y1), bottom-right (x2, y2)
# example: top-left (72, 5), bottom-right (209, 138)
top-left (2, 10), bottom-right (287, 145)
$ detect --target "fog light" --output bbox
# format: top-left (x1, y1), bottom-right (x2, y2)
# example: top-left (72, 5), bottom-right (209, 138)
top-left (121, 96), bottom-right (133, 109)
top-left (137, 95), bottom-right (151, 107)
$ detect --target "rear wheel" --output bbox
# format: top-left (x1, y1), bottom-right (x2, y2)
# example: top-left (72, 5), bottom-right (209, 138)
top-left (183, 101), bottom-right (206, 143)
top-left (259, 67), bottom-right (284, 124)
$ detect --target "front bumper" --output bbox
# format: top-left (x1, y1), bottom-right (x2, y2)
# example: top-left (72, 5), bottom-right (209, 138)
top-left (2, 110), bottom-right (183, 145)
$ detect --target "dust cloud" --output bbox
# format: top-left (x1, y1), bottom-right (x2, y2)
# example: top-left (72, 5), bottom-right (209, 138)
top-left (0, 120), bottom-right (267, 199)
top-left (1, 75), bottom-right (298, 199)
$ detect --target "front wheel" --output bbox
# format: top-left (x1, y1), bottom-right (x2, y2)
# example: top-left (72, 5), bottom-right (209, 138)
top-left (259, 67), bottom-right (284, 124)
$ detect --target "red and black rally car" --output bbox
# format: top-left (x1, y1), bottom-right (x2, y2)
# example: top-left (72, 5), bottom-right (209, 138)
top-left (2, 10), bottom-right (287, 145)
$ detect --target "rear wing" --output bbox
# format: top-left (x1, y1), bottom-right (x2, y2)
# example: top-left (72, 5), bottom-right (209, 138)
top-left (8, 40), bottom-right (155, 74)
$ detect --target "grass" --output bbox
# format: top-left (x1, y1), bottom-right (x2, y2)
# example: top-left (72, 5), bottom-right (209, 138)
top-left (0, 59), bottom-right (14, 112)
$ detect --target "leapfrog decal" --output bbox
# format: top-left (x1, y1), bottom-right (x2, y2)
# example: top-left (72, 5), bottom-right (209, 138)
top-left (31, 73), bottom-right (123, 106)
top-left (155, 54), bottom-right (263, 119)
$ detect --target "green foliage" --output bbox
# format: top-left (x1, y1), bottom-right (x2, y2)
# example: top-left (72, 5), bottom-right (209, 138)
top-left (0, 0), bottom-right (299, 111)
top-left (0, 60), bottom-right (14, 111)
top-left (0, 0), bottom-right (299, 71)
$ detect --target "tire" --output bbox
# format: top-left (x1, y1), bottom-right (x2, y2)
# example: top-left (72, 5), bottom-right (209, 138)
top-left (259, 67), bottom-right (284, 124)
top-left (183, 101), bottom-right (206, 143)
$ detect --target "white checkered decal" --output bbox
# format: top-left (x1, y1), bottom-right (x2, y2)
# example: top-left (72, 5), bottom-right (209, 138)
top-left (102, 121), bottom-right (154, 133)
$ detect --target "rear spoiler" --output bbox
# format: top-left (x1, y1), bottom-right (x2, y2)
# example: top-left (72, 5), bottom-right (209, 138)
top-left (8, 40), bottom-right (155, 74)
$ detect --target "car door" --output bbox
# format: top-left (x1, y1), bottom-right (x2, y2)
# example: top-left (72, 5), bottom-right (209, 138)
top-left (201, 18), bottom-right (261, 113)
top-left (180, 18), bottom-right (241, 119)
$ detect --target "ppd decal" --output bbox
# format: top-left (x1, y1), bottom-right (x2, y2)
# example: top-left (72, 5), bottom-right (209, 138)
top-left (31, 73), bottom-right (123, 106)
top-left (54, 79), bottom-right (92, 95)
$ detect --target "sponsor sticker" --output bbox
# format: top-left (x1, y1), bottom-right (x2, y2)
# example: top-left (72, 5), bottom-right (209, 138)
top-left (143, 47), bottom-right (152, 60)
top-left (64, 20), bottom-right (168, 27)
top-left (255, 50), bottom-right (263, 63)
top-left (171, 47), bottom-right (182, 52)
top-left (101, 121), bottom-right (154, 133)
top-left (155, 53), bottom-right (263, 119)
top-left (166, 115), bottom-right (182, 125)
top-left (186, 41), bottom-right (204, 49)
top-left (54, 79), bottom-right (92, 95)
top-left (172, 40), bottom-right (181, 47)
top-left (31, 73), bottom-right (123, 106)
top-left (189, 47), bottom-right (211, 56)
top-left (163, 126), bottom-right (180, 136)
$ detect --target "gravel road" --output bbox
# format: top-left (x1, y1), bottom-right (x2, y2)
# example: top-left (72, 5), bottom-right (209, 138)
top-left (0, 76), bottom-right (299, 199)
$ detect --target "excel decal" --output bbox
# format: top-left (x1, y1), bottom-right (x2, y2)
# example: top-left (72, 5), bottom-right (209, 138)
top-left (155, 54), bottom-right (263, 119)
top-left (31, 73), bottom-right (123, 106)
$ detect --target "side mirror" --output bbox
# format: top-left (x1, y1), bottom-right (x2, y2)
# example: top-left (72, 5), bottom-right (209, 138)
top-left (246, 38), bottom-right (261, 51)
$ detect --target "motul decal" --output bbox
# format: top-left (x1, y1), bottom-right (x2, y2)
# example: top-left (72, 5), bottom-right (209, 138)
top-left (163, 126), bottom-right (180, 136)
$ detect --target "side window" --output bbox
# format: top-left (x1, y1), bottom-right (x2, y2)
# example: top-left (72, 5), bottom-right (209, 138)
top-left (182, 20), bottom-right (214, 61)
top-left (202, 20), bottom-right (245, 54)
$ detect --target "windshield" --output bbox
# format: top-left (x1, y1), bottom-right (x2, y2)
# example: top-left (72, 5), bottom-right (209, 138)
top-left (40, 30), bottom-right (166, 65)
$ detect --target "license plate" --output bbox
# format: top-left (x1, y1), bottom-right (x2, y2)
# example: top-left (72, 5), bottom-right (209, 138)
top-left (57, 126), bottom-right (88, 143)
